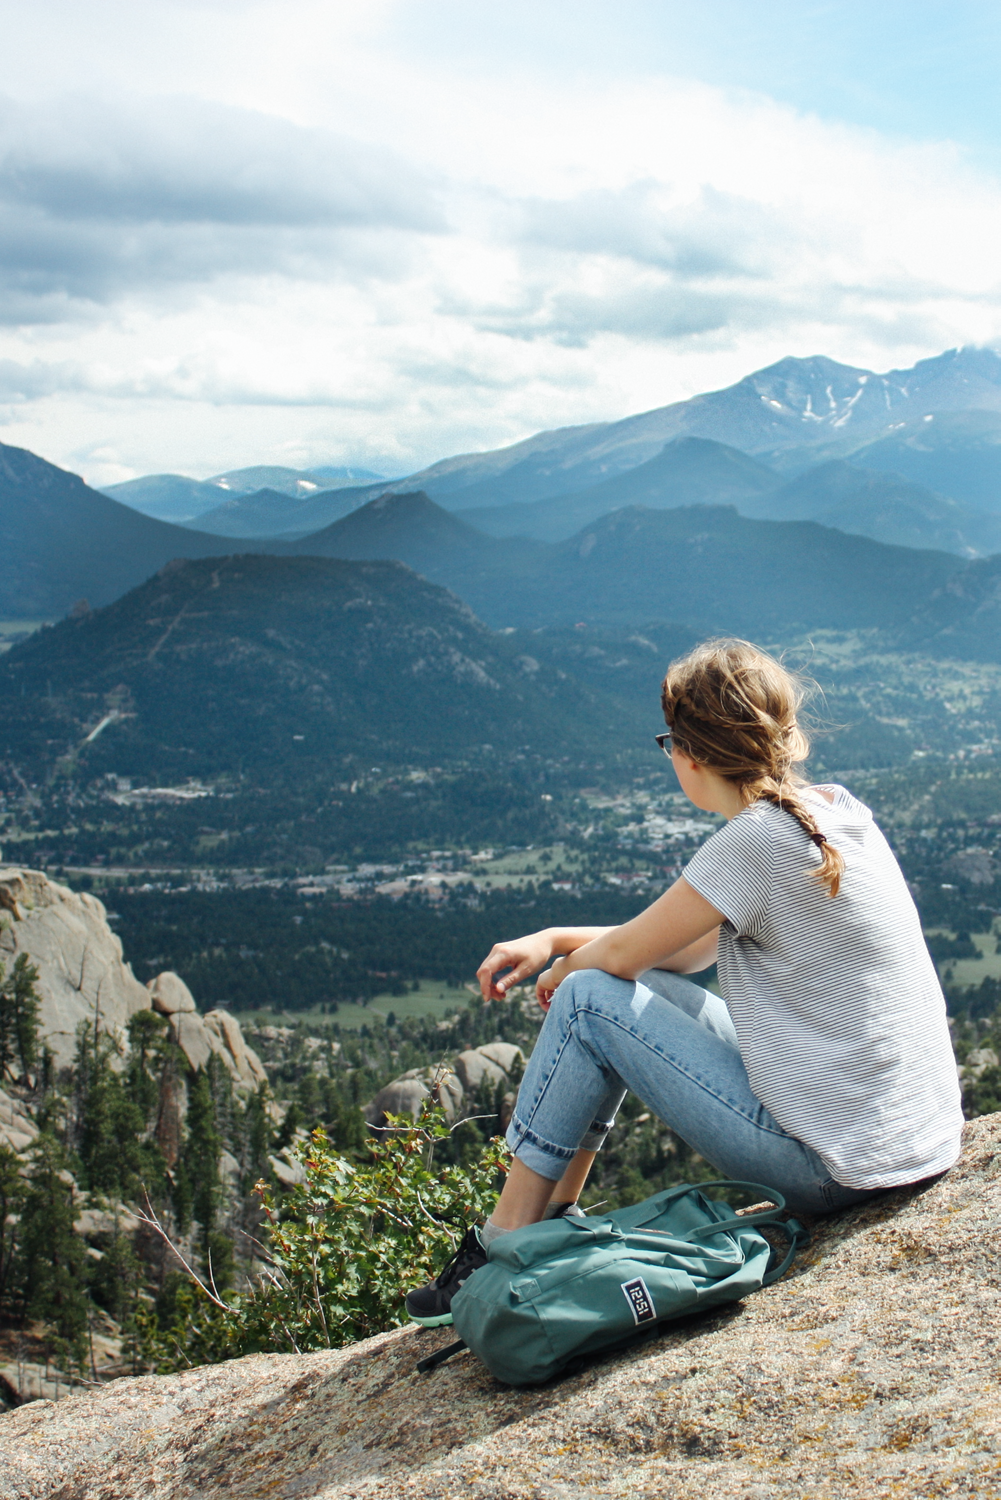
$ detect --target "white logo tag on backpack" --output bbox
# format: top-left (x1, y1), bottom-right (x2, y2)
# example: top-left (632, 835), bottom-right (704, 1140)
top-left (621, 1276), bottom-right (656, 1325)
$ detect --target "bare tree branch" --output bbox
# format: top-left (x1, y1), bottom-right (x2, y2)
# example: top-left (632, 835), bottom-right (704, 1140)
top-left (132, 1192), bottom-right (234, 1312)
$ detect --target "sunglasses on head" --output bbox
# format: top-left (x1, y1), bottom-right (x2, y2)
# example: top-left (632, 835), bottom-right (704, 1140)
top-left (654, 732), bottom-right (673, 756)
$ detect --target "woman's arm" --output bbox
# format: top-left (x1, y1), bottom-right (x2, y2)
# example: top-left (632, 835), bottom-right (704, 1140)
top-left (537, 877), bottom-right (724, 1002)
top-left (656, 927), bottom-right (720, 975)
top-left (477, 926), bottom-right (615, 1000)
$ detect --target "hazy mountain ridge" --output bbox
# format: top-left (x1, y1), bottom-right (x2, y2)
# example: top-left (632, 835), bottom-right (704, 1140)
top-left (0, 436), bottom-right (990, 640)
top-left (454, 439), bottom-right (1001, 557)
top-left (8, 344), bottom-right (1001, 628)
top-left (365, 346), bottom-right (1001, 514)
top-left (102, 464), bottom-right (387, 523)
top-left (827, 411), bottom-right (1001, 511)
top-left (739, 461), bottom-right (1001, 556)
top-left (101, 347), bottom-right (1001, 531)
top-left (303, 489), bottom-right (965, 638)
top-left (455, 437), bottom-right (780, 542)
top-left (182, 484), bottom-right (371, 540)
top-left (0, 441), bottom-right (289, 617)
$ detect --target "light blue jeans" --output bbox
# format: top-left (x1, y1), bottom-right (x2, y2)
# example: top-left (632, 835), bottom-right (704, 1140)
top-left (505, 967), bottom-right (886, 1216)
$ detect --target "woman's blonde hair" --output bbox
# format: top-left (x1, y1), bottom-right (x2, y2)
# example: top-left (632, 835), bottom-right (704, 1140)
top-left (661, 638), bottom-right (844, 897)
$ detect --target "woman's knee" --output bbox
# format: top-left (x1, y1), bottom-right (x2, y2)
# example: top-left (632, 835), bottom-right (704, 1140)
top-left (552, 967), bottom-right (637, 1023)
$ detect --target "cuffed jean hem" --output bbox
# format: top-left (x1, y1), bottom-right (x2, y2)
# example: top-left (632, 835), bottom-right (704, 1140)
top-left (505, 1114), bottom-right (612, 1180)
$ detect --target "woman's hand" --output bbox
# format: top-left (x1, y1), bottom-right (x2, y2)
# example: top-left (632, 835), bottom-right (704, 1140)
top-left (535, 956), bottom-right (568, 1011)
top-left (477, 931), bottom-right (554, 1001)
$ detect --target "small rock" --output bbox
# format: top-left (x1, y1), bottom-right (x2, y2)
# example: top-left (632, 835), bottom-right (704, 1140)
top-left (0, 1086), bottom-right (38, 1155)
top-left (476, 1042), bottom-right (524, 1074)
top-left (964, 1046), bottom-right (999, 1078)
top-left (454, 1049), bottom-right (507, 1092)
top-left (268, 1153), bottom-right (306, 1188)
top-left (147, 972), bottom-right (197, 1015)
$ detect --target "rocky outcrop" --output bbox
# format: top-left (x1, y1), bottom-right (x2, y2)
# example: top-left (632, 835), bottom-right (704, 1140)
top-left (150, 973), bottom-right (266, 1090)
top-left (2, 1114), bottom-right (1000, 1498)
top-left (0, 867), bottom-right (149, 1069)
top-left (453, 1049), bottom-right (507, 1093)
top-left (204, 1010), bottom-right (268, 1089)
top-left (475, 1041), bottom-right (524, 1075)
top-left (364, 1066), bottom-right (465, 1129)
top-left (147, 972), bottom-right (196, 1015)
top-left (364, 1045), bottom-right (524, 1131)
top-left (0, 1085), bottom-right (37, 1154)
top-left (0, 868), bottom-right (267, 1106)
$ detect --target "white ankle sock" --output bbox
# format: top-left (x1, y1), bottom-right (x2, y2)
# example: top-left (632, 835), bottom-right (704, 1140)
top-left (480, 1201), bottom-right (580, 1248)
top-left (479, 1218), bottom-right (508, 1249)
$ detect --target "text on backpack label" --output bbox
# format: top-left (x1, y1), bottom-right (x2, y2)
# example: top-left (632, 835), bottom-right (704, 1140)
top-left (620, 1276), bottom-right (656, 1325)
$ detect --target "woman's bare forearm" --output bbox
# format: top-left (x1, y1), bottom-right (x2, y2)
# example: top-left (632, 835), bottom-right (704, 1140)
top-left (545, 925), bottom-right (617, 955)
top-left (536, 879), bottom-right (724, 999)
top-left (477, 926), bottom-right (618, 1000)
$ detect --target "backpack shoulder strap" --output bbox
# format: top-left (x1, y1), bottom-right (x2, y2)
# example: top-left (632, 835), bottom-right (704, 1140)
top-left (417, 1337), bottom-right (466, 1374)
top-left (671, 1181), bottom-right (810, 1284)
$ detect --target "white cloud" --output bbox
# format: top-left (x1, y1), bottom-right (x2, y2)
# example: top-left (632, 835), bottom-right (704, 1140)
top-left (0, 92), bottom-right (443, 320)
top-left (0, 4), bottom-right (1000, 480)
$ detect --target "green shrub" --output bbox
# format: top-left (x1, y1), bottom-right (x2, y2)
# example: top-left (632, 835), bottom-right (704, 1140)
top-left (143, 1095), bottom-right (507, 1369)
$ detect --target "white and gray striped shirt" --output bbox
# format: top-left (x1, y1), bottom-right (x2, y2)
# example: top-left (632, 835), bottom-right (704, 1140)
top-left (684, 785), bottom-right (963, 1190)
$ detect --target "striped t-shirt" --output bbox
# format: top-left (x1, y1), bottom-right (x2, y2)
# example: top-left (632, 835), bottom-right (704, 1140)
top-left (683, 785), bottom-right (963, 1190)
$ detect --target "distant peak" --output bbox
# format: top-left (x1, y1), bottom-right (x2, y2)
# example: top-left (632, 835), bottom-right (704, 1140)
top-left (369, 489), bottom-right (433, 512)
top-left (750, 354), bottom-right (871, 382)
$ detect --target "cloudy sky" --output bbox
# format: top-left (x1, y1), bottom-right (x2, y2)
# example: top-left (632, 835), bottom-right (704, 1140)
top-left (2, 0), bottom-right (1001, 484)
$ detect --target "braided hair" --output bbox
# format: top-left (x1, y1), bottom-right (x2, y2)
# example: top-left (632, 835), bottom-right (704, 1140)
top-left (661, 638), bottom-right (845, 897)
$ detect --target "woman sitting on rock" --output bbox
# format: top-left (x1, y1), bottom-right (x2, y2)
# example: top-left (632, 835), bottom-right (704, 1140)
top-left (405, 638), bottom-right (964, 1327)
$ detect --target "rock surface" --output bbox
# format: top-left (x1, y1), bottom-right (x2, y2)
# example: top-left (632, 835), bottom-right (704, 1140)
top-left (3, 1116), bottom-right (1001, 1498)
top-left (0, 867), bottom-right (267, 1098)
top-left (162, 1006), bottom-right (268, 1092)
top-left (0, 867), bottom-right (149, 1068)
top-left (148, 972), bottom-right (197, 1015)
top-left (204, 1009), bottom-right (268, 1089)
top-left (0, 1086), bottom-right (37, 1154)
top-left (364, 1066), bottom-right (464, 1129)
top-left (453, 1048), bottom-right (507, 1092)
top-left (364, 1046), bottom-right (522, 1130)
top-left (476, 1041), bottom-right (524, 1075)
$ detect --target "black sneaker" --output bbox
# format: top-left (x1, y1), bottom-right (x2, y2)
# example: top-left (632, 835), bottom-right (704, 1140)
top-left (405, 1226), bottom-right (488, 1327)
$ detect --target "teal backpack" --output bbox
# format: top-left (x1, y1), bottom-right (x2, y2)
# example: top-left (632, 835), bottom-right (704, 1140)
top-left (417, 1180), bottom-right (808, 1387)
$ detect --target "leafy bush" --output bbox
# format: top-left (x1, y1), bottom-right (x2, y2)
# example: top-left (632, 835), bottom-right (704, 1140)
top-left (143, 1093), bottom-right (507, 1369)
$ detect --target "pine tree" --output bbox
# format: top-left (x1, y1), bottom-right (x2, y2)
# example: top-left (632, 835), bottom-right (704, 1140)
top-left (125, 1009), bottom-right (172, 1126)
top-left (0, 954), bottom-right (41, 1083)
top-left (74, 1023), bottom-right (166, 1203)
top-left (183, 1065), bottom-right (223, 1257)
top-left (19, 1133), bottom-right (90, 1371)
top-left (0, 1146), bottom-right (24, 1316)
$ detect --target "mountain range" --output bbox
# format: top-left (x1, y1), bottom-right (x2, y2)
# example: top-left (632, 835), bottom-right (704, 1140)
top-left (187, 483), bottom-right (374, 540)
top-left (102, 464), bottom-right (386, 524)
top-left (1, 433), bottom-right (994, 646)
top-left (95, 347), bottom-right (1001, 559)
top-left (298, 490), bottom-right (964, 639)
top-left (282, 345), bottom-right (1001, 514)
top-left (0, 442), bottom-right (284, 617)
top-left (7, 344), bottom-right (1001, 648)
